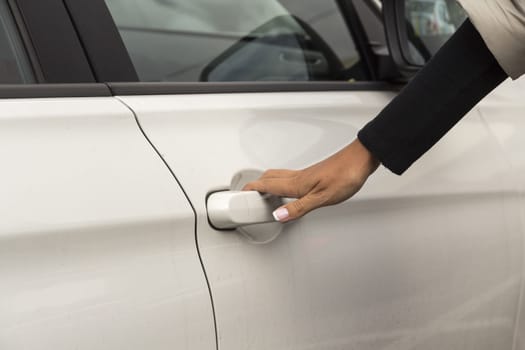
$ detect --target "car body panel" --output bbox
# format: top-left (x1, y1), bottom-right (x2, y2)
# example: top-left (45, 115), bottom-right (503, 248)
top-left (119, 90), bottom-right (522, 349)
top-left (0, 98), bottom-right (215, 349)
top-left (475, 76), bottom-right (525, 350)
top-left (1, 0), bottom-right (523, 348)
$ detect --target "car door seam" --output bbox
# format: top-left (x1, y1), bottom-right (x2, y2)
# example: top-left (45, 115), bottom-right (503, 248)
top-left (115, 96), bottom-right (219, 350)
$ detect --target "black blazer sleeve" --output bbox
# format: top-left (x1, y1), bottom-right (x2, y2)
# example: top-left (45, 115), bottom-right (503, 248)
top-left (358, 19), bottom-right (507, 175)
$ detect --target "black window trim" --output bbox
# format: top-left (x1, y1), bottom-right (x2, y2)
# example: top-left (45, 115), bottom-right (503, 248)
top-left (336, 0), bottom-right (378, 80)
top-left (0, 81), bottom-right (401, 99)
top-left (0, 84), bottom-right (111, 98)
top-left (10, 0), bottom-right (96, 83)
top-left (62, 0), bottom-right (138, 82)
top-left (107, 81), bottom-right (401, 96)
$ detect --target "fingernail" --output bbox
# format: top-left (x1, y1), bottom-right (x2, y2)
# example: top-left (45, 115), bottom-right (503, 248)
top-left (273, 208), bottom-right (289, 222)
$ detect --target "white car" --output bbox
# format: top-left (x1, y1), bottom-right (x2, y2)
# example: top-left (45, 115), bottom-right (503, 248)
top-left (1, 0), bottom-right (524, 349)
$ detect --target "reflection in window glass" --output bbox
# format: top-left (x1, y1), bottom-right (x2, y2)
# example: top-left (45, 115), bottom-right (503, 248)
top-left (106, 0), bottom-right (288, 35)
top-left (105, 0), bottom-right (363, 82)
top-left (278, 0), bottom-right (360, 69)
top-left (405, 0), bottom-right (466, 63)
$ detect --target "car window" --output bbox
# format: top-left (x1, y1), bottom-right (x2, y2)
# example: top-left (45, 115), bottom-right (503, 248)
top-left (405, 0), bottom-right (466, 64)
top-left (104, 0), bottom-right (363, 82)
top-left (0, 0), bottom-right (34, 83)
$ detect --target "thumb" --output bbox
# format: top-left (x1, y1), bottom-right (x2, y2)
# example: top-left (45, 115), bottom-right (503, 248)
top-left (272, 195), bottom-right (319, 223)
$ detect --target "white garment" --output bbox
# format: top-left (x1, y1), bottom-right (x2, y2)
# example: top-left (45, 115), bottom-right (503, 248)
top-left (458, 0), bottom-right (525, 79)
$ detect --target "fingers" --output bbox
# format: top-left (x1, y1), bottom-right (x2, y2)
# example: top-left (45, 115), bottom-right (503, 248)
top-left (273, 194), bottom-right (321, 223)
top-left (259, 169), bottom-right (297, 179)
top-left (243, 169), bottom-right (319, 222)
top-left (241, 139), bottom-right (379, 223)
top-left (243, 177), bottom-right (301, 198)
top-left (243, 169), bottom-right (294, 193)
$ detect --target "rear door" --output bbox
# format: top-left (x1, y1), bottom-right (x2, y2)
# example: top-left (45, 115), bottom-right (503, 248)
top-left (83, 0), bottom-right (521, 349)
top-left (0, 93), bottom-right (215, 350)
top-left (0, 1), bottom-right (215, 348)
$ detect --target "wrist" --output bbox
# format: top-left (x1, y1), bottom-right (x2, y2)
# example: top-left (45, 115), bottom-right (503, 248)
top-left (355, 138), bottom-right (380, 176)
top-left (341, 139), bottom-right (380, 181)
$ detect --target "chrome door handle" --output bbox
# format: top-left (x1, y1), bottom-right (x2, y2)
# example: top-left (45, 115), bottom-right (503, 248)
top-left (207, 191), bottom-right (283, 229)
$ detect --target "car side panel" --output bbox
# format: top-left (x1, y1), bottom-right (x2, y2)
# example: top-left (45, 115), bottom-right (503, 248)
top-left (121, 90), bottom-right (522, 350)
top-left (0, 98), bottom-right (215, 350)
top-left (475, 77), bottom-right (525, 350)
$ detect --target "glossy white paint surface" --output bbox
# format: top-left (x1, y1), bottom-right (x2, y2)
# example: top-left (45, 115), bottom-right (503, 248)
top-left (0, 98), bottom-right (215, 350)
top-left (476, 77), bottom-right (525, 350)
top-left (121, 88), bottom-right (524, 350)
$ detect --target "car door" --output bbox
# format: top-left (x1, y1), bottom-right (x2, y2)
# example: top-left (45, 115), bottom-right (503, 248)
top-left (0, 1), bottom-right (215, 349)
top-left (80, 0), bottom-right (522, 348)
top-left (474, 76), bottom-right (525, 350)
top-left (114, 91), bottom-right (521, 350)
top-left (0, 93), bottom-right (215, 350)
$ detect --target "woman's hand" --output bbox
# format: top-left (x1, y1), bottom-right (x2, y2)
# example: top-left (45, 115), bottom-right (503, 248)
top-left (243, 139), bottom-right (380, 222)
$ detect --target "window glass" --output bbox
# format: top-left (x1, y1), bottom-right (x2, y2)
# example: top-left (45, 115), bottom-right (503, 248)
top-left (278, 0), bottom-right (359, 69)
top-left (0, 1), bottom-right (34, 83)
top-left (105, 0), bottom-right (363, 82)
top-left (405, 0), bottom-right (467, 64)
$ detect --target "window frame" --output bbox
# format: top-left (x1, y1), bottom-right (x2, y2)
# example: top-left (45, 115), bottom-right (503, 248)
top-left (0, 83), bottom-right (111, 98)
top-left (107, 81), bottom-right (401, 96)
top-left (0, 0), bottom-right (404, 98)
top-left (9, 0), bottom-right (96, 83)
top-left (61, 0), bottom-right (138, 82)
top-left (337, 0), bottom-right (377, 80)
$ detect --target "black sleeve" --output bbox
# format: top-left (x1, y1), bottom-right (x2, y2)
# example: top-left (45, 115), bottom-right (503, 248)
top-left (357, 19), bottom-right (507, 175)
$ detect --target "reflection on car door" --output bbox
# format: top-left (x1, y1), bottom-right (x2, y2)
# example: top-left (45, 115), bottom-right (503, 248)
top-left (118, 89), bottom-right (521, 349)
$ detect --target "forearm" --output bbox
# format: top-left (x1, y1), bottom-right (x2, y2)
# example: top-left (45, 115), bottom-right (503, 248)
top-left (358, 19), bottom-right (508, 175)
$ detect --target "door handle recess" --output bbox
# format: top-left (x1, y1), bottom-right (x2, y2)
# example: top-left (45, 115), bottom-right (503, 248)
top-left (207, 191), bottom-right (283, 229)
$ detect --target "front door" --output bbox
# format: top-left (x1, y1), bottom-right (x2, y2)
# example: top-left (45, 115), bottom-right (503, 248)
top-left (104, 0), bottom-right (523, 348)
top-left (119, 88), bottom-right (520, 349)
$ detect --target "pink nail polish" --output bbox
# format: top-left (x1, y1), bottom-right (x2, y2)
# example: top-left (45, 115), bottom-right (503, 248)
top-left (273, 208), bottom-right (289, 222)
